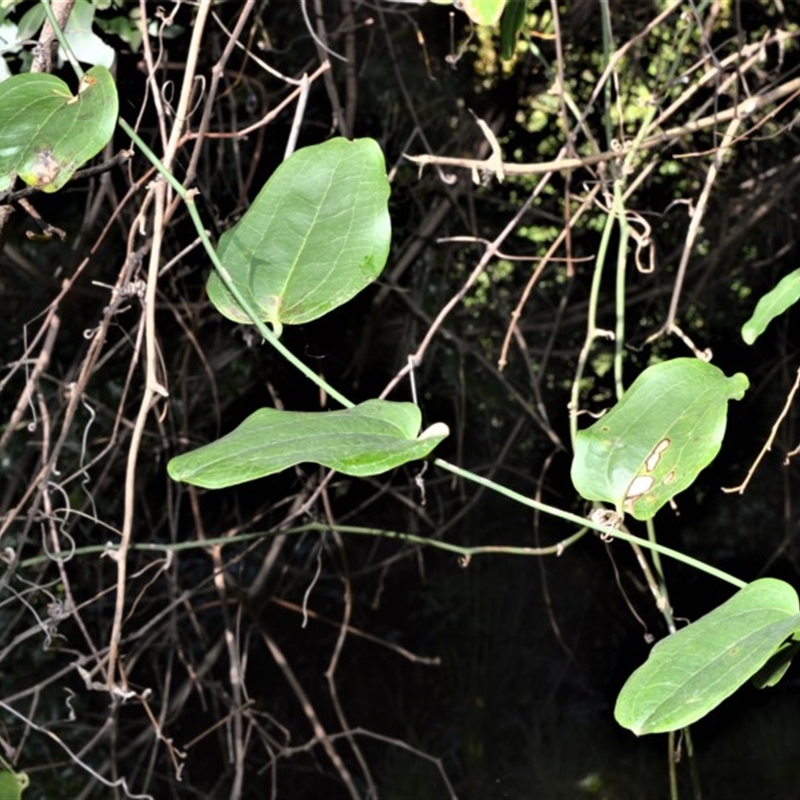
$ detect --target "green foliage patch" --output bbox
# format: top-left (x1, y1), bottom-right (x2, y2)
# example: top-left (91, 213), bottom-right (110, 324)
top-left (0, 65), bottom-right (117, 193)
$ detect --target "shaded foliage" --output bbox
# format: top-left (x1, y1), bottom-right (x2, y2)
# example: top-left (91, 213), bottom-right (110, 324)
top-left (1, 1), bottom-right (800, 798)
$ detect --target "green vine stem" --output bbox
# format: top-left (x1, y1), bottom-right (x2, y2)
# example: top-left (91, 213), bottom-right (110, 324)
top-left (38, 1), bottom-right (747, 596)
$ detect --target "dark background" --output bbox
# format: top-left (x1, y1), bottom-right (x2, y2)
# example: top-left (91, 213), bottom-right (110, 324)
top-left (1, 1), bottom-right (800, 798)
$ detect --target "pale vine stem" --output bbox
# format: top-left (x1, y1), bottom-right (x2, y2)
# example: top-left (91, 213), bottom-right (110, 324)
top-left (0, 699), bottom-right (154, 800)
top-left (724, 365), bottom-right (800, 495)
top-left (663, 114), bottom-right (743, 334)
top-left (404, 75), bottom-right (800, 181)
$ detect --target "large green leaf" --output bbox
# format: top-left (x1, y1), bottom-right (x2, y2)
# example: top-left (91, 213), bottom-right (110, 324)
top-left (168, 400), bottom-right (449, 489)
top-left (571, 358), bottom-right (748, 521)
top-left (741, 266), bottom-right (800, 344)
top-left (206, 137), bottom-right (391, 335)
top-left (615, 578), bottom-right (800, 735)
top-left (0, 65), bottom-right (118, 193)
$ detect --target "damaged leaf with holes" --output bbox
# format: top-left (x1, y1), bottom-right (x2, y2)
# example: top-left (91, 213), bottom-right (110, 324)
top-left (0, 65), bottom-right (118, 193)
top-left (571, 358), bottom-right (749, 521)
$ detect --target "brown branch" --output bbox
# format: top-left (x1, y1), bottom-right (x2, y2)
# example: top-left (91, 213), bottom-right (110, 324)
top-left (404, 76), bottom-right (800, 181)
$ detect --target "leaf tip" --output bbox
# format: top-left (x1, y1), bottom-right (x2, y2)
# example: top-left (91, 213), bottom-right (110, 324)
top-left (730, 372), bottom-right (750, 398)
top-left (166, 456), bottom-right (187, 484)
top-left (419, 422), bottom-right (449, 440)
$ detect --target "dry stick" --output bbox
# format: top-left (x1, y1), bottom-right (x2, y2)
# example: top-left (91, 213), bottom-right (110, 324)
top-left (149, 10), bottom-right (254, 788)
top-left (187, 469), bottom-right (249, 800)
top-left (0, 700), bottom-right (153, 800)
top-left (196, 61), bottom-right (331, 140)
top-left (212, 6), bottom-right (305, 86)
top-left (284, 72), bottom-right (311, 160)
top-left (404, 75), bottom-right (800, 182)
top-left (261, 630), bottom-right (361, 800)
top-left (688, 84), bottom-right (800, 159)
top-left (30, 0), bottom-right (75, 74)
top-left (724, 366), bottom-right (800, 495)
top-left (652, 29), bottom-right (794, 135)
top-left (661, 114), bottom-right (742, 336)
top-left (110, 0), bottom-right (213, 692)
top-left (282, 727), bottom-right (458, 800)
top-left (312, 0), bottom-right (350, 137)
top-left (182, 0), bottom-right (257, 188)
top-left (154, 3), bottom-right (253, 791)
top-left (320, 489), bottom-right (377, 799)
top-left (110, 182), bottom-right (168, 694)
top-left (341, 0), bottom-right (358, 137)
top-left (379, 175), bottom-right (552, 398)
top-left (0, 315), bottom-right (59, 459)
top-left (137, 0), bottom-right (170, 154)
top-left (211, 541), bottom-right (246, 800)
top-left (270, 597), bottom-right (441, 664)
top-left (497, 185), bottom-right (600, 371)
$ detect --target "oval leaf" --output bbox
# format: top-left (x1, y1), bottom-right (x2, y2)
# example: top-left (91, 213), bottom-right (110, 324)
top-left (615, 578), bottom-right (800, 735)
top-left (0, 65), bottom-right (118, 193)
top-left (168, 399), bottom-right (448, 489)
top-left (571, 358), bottom-right (748, 520)
top-left (207, 137), bottom-right (391, 333)
top-left (741, 267), bottom-right (800, 344)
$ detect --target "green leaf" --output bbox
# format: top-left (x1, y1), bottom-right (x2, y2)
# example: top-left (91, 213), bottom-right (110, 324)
top-left (0, 65), bottom-right (118, 193)
top-left (462, 0), bottom-right (507, 26)
top-left (500, 0), bottom-right (527, 59)
top-left (615, 578), bottom-right (800, 735)
top-left (59, 0), bottom-right (116, 68)
top-left (741, 267), bottom-right (800, 345)
top-left (0, 769), bottom-right (29, 799)
top-left (96, 6), bottom-right (143, 54)
top-left (571, 358), bottom-right (748, 521)
top-left (207, 137), bottom-right (391, 335)
top-left (16, 6), bottom-right (45, 42)
top-left (168, 400), bottom-right (449, 489)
